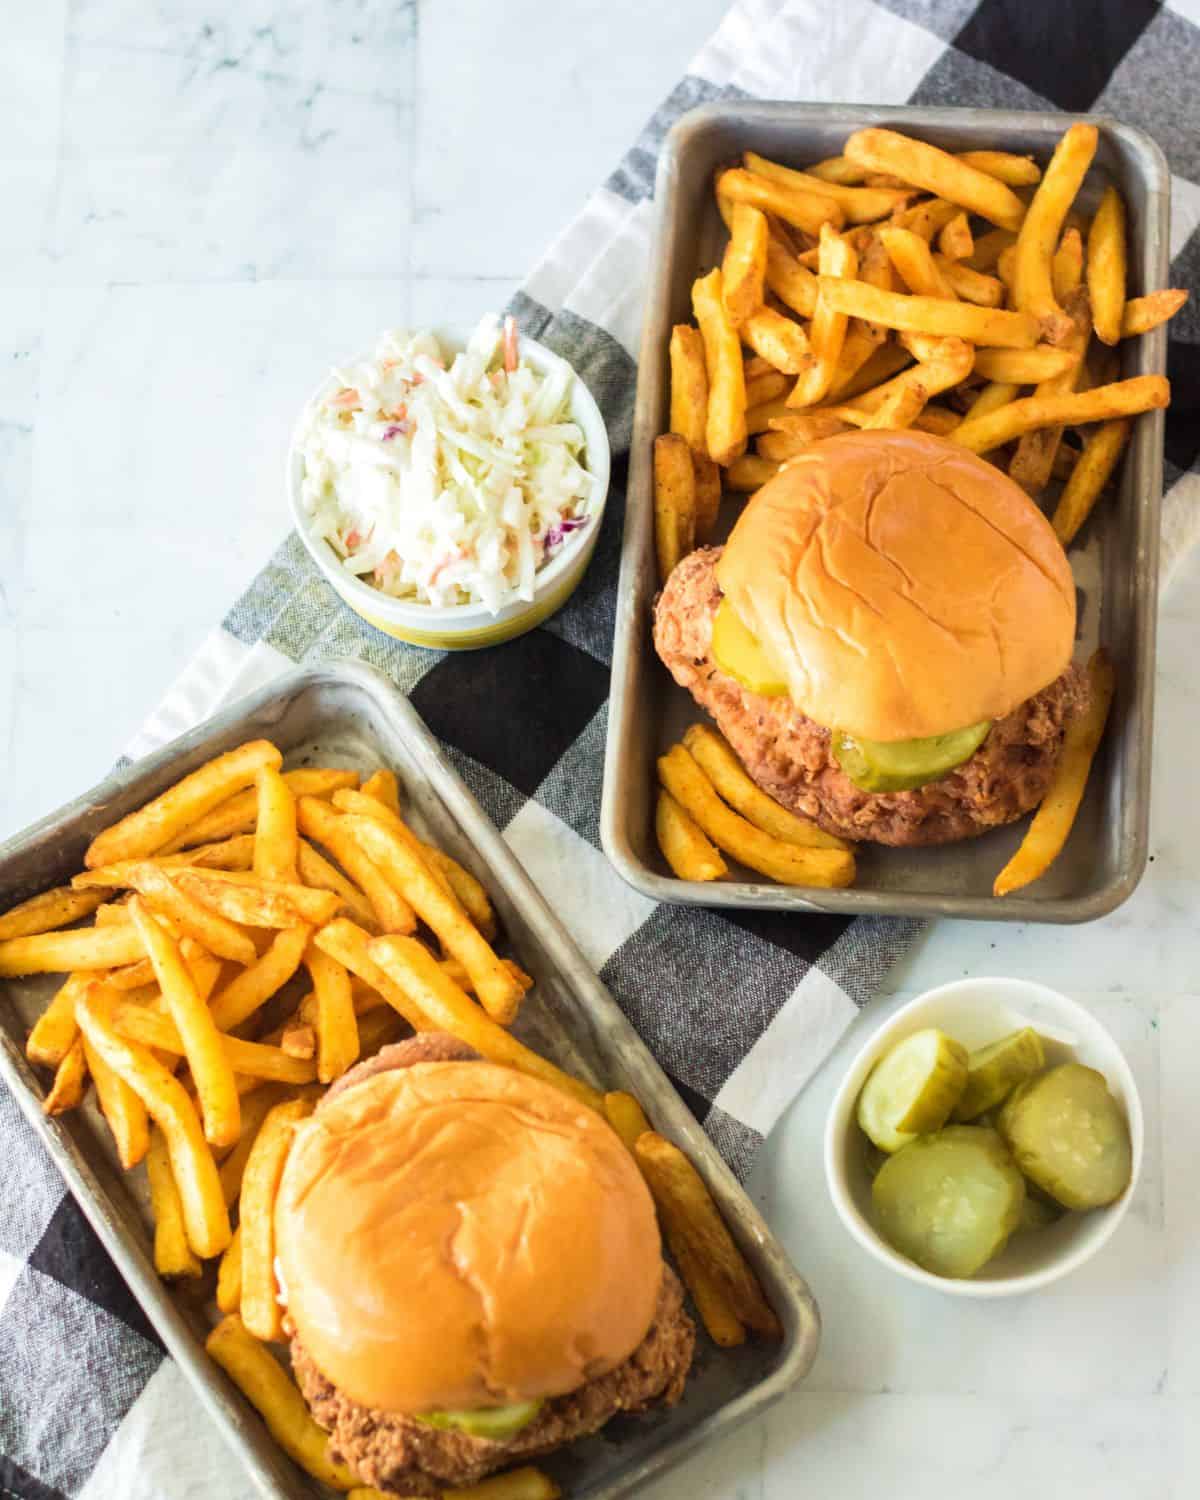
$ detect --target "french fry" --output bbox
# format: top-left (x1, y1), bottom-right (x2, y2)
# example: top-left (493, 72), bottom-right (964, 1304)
top-left (367, 936), bottom-right (603, 1112)
top-left (956, 149), bottom-right (1041, 187)
top-left (603, 1091), bottom-right (653, 1153)
top-left (43, 1039), bottom-right (88, 1115)
top-left (296, 796), bottom-right (417, 935)
top-left (216, 1223), bottom-right (243, 1313)
top-left (806, 155), bottom-right (868, 185)
top-left (743, 368), bottom-right (790, 408)
top-left (217, 1083), bottom-right (293, 1206)
top-left (863, 382), bottom-right (930, 428)
top-left (313, 919), bottom-right (431, 1032)
top-left (827, 340), bottom-right (912, 404)
top-left (1007, 287), bottom-right (1090, 495)
top-left (240, 1097), bottom-right (312, 1341)
top-left (1011, 123), bottom-right (1098, 344)
top-left (206, 1316), bottom-right (356, 1490)
top-left (1121, 288), bottom-right (1188, 338)
top-left (175, 869), bottom-right (338, 929)
top-left (814, 279), bottom-right (1038, 347)
top-left (739, 306), bottom-right (811, 374)
top-left (938, 212), bottom-right (974, 262)
top-left (106, 959), bottom-right (157, 991)
top-left (657, 746), bottom-right (855, 887)
top-left (280, 1020), bottom-right (316, 1059)
top-left (949, 375), bottom-right (1169, 454)
top-left (743, 151), bottom-right (911, 222)
top-left (162, 768), bottom-right (360, 853)
top-left (253, 766), bottom-right (299, 884)
top-left (355, 1004), bottom-right (409, 1059)
top-left (972, 345), bottom-right (1079, 383)
top-left (844, 128), bottom-right (1026, 229)
top-left (963, 380), bottom-right (1019, 424)
top-left (360, 768), bottom-right (401, 818)
top-left (725, 454), bottom-right (780, 492)
top-left (994, 650), bottom-right (1115, 896)
top-left (208, 924), bottom-right (310, 1033)
top-left (86, 741), bottom-right (282, 869)
top-left (0, 923), bottom-right (145, 977)
top-left (296, 840), bottom-right (378, 932)
top-left (26, 972), bottom-right (90, 1066)
top-left (83, 1034), bottom-right (150, 1169)
top-left (636, 1131), bottom-right (781, 1341)
top-left (890, 197), bottom-right (962, 243)
top-left (76, 983), bottom-right (231, 1257)
top-left (0, 887), bottom-right (106, 941)
top-left (721, 202), bottom-right (769, 327)
top-left (1087, 185), bottom-right (1127, 346)
top-left (344, 817), bottom-right (522, 1025)
top-left (655, 791), bottom-right (727, 882)
top-left (73, 837), bottom-right (256, 889)
top-left (305, 945), bottom-right (358, 1084)
top-left (764, 232), bottom-right (818, 319)
top-left (967, 226), bottom-right (1016, 272)
top-left (879, 225), bottom-right (956, 299)
top-left (757, 420), bottom-right (851, 462)
top-left (418, 846), bottom-right (497, 942)
top-left (111, 1001), bottom-right (317, 1085)
top-left (1052, 226), bottom-right (1084, 300)
top-left (717, 167), bottom-right (844, 236)
top-left (669, 324), bottom-right (709, 453)
top-left (653, 433), bottom-right (697, 583)
top-left (130, 898), bottom-right (240, 1148)
top-left (1051, 418), bottom-right (1132, 546)
top-left (146, 1126), bottom-right (202, 1278)
top-left (839, 338), bottom-right (973, 421)
top-left (996, 243), bottom-right (1017, 292)
top-left (936, 256), bottom-right (1004, 307)
top-left (788, 224), bottom-right (857, 407)
top-left (691, 453), bottom-right (723, 544)
top-left (692, 269), bottom-right (748, 466)
top-left (124, 863), bottom-right (256, 966)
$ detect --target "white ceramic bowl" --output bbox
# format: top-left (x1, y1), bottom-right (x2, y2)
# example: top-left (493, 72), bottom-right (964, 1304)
top-left (286, 329), bottom-right (611, 650)
top-left (824, 977), bottom-right (1143, 1297)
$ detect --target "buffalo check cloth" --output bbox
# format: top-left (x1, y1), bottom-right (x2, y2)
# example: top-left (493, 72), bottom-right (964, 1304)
top-left (5, 0), bottom-right (1200, 1495)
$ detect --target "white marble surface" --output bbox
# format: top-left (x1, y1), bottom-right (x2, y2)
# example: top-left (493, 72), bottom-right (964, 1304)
top-left (4, 4), bottom-right (1199, 1498)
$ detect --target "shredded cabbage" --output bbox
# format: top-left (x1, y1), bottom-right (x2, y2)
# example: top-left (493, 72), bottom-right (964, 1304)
top-left (297, 315), bottom-right (599, 612)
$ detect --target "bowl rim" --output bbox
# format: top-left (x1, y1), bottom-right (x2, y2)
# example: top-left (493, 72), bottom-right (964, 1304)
top-left (285, 327), bottom-right (611, 625)
top-left (822, 976), bottom-right (1145, 1298)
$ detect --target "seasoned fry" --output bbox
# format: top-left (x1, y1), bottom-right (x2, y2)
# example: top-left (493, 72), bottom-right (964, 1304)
top-left (1007, 288), bottom-right (1090, 495)
top-left (721, 203), bottom-right (769, 327)
top-left (938, 212), bottom-right (974, 262)
top-left (305, 945), bottom-right (359, 1084)
top-left (76, 983), bottom-right (231, 1256)
top-left (207, 924), bottom-right (310, 1033)
top-left (86, 741), bottom-right (282, 869)
top-left (936, 257), bottom-right (1004, 307)
top-left (1121, 288), bottom-right (1189, 338)
top-left (368, 936), bottom-right (603, 1112)
top-left (653, 433), bottom-right (697, 583)
top-left (669, 324), bottom-right (709, 453)
top-left (253, 766), bottom-right (299, 883)
top-left (692, 268), bottom-right (748, 466)
top-left (827, 340), bottom-right (912, 404)
top-left (692, 452), bottom-right (723, 544)
top-left (657, 746), bottom-right (855, 887)
top-left (814, 279), bottom-right (1038, 347)
top-left (0, 923), bottom-right (145, 977)
top-left (73, 836), bottom-right (257, 889)
top-left (603, 1091), bottom-right (653, 1153)
top-left (1052, 226), bottom-right (1084, 300)
top-left (216, 1223), bottom-right (243, 1313)
top-left (972, 345), bottom-right (1079, 384)
top-left (994, 650), bottom-right (1115, 896)
top-left (840, 337), bottom-right (973, 420)
top-left (296, 796), bottom-right (417, 934)
top-left (788, 224), bottom-right (858, 407)
top-left (240, 1097), bottom-right (312, 1340)
top-left (636, 1131), bottom-right (780, 1341)
top-left (296, 840), bottom-right (378, 931)
top-left (217, 1084), bottom-right (291, 1206)
top-left (717, 166), bottom-right (844, 236)
top-left (655, 791), bottom-right (728, 882)
top-left (956, 149), bottom-right (1041, 187)
top-left (806, 155), bottom-right (868, 185)
top-left (1011, 123), bottom-right (1098, 344)
top-left (1087, 186), bottom-right (1127, 346)
top-left (130, 898), bottom-right (240, 1148)
top-left (890, 197), bottom-right (962, 243)
top-left (43, 1039), bottom-right (88, 1115)
top-left (111, 1001), bottom-right (317, 1084)
top-left (146, 1126), bottom-right (202, 1278)
top-left (83, 1034), bottom-right (150, 1169)
top-left (26, 972), bottom-right (90, 1066)
top-left (1052, 418), bottom-right (1132, 545)
top-left (313, 919), bottom-right (431, 1032)
top-left (967, 227), bottom-right (1016, 272)
top-left (360, 768), bottom-right (401, 818)
top-left (280, 1020), bottom-right (316, 1059)
top-left (162, 768), bottom-right (360, 852)
top-left (844, 128), bottom-right (1026, 229)
top-left (764, 231), bottom-right (819, 319)
top-left (879, 225), bottom-right (956, 299)
top-left (725, 454), bottom-right (781, 492)
top-left (743, 367), bottom-right (790, 408)
top-left (739, 306), bottom-right (811, 374)
top-left (757, 420), bottom-right (851, 462)
top-left (418, 845), bottom-right (497, 941)
top-left (175, 869), bottom-right (338, 929)
top-left (124, 863), bottom-right (256, 966)
top-left (950, 375), bottom-right (1169, 454)
top-left (743, 151), bottom-right (911, 222)
top-left (206, 1316), bottom-right (356, 1489)
top-left (963, 380), bottom-right (1019, 424)
top-left (0, 887), bottom-right (106, 941)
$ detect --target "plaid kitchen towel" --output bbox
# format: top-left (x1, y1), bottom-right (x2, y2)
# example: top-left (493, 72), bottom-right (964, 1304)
top-left (5, 1), bottom-right (1200, 1495)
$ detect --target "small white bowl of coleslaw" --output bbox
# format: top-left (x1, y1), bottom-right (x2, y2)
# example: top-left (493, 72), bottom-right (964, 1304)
top-left (287, 315), bottom-right (610, 650)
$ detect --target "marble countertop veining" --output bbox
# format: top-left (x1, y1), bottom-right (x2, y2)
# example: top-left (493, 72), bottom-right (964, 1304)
top-left (4, 4), bottom-right (1199, 1499)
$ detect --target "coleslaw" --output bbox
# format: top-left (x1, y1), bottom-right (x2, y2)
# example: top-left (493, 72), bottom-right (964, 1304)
top-left (297, 315), bottom-right (600, 613)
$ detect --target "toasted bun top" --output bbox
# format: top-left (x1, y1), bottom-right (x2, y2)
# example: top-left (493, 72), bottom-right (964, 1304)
top-left (276, 1062), bottom-right (662, 1414)
top-left (717, 430), bottom-right (1076, 741)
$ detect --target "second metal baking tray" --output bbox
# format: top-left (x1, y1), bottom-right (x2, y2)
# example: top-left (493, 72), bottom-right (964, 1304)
top-left (601, 102), bottom-right (1169, 923)
top-left (0, 659), bottom-right (820, 1500)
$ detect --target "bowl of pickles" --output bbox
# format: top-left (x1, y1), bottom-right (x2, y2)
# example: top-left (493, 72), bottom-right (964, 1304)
top-left (824, 977), bottom-right (1143, 1296)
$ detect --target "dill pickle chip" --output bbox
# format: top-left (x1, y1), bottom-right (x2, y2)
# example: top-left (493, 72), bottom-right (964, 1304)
top-left (952, 1027), bottom-right (1046, 1121)
top-left (872, 1125), bottom-right (1026, 1278)
top-left (857, 1028), bottom-right (969, 1152)
top-left (997, 1062), bottom-right (1132, 1210)
top-left (1017, 1190), bottom-right (1064, 1232)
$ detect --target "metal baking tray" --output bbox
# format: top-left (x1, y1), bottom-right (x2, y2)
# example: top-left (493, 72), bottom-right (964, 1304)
top-left (602, 103), bottom-right (1169, 923)
top-left (0, 660), bottom-right (819, 1500)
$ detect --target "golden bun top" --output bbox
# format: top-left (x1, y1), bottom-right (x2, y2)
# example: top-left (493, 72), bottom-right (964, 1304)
top-left (275, 1061), bottom-right (662, 1414)
top-left (717, 429), bottom-right (1076, 741)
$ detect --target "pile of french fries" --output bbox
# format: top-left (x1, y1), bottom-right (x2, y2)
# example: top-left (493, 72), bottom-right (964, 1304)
top-left (653, 123), bottom-right (1187, 582)
top-left (0, 738), bottom-right (777, 1498)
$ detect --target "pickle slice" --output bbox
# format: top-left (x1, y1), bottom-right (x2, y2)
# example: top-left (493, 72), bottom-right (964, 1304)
top-left (1017, 1190), bottom-right (1064, 1233)
top-left (872, 1125), bottom-right (1026, 1278)
top-left (952, 1027), bottom-right (1046, 1121)
top-left (997, 1062), bottom-right (1132, 1210)
top-left (857, 1028), bottom-right (969, 1152)
top-left (710, 599), bottom-right (789, 697)
top-left (833, 720), bottom-right (992, 793)
top-left (418, 1400), bottom-right (543, 1440)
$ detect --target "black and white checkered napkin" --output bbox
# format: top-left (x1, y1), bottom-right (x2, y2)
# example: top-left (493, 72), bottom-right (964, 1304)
top-left (5, 1), bottom-right (1200, 1494)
